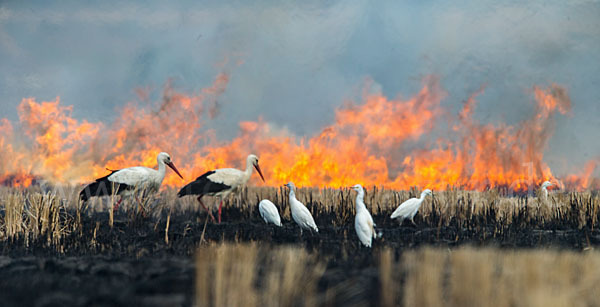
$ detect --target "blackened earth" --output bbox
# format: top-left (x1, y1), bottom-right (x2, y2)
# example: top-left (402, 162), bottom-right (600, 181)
top-left (1, 206), bottom-right (599, 307)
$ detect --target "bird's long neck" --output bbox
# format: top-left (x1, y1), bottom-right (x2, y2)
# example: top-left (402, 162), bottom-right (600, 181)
top-left (355, 191), bottom-right (366, 212)
top-left (419, 192), bottom-right (427, 201)
top-left (288, 189), bottom-right (297, 204)
top-left (543, 187), bottom-right (548, 197)
top-left (243, 159), bottom-right (253, 183)
top-left (156, 159), bottom-right (166, 183)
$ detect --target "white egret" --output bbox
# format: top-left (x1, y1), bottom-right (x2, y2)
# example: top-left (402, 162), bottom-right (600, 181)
top-left (284, 182), bottom-right (318, 234)
top-left (350, 184), bottom-right (380, 248)
top-left (259, 199), bottom-right (282, 226)
top-left (390, 189), bottom-right (432, 225)
top-left (541, 181), bottom-right (553, 198)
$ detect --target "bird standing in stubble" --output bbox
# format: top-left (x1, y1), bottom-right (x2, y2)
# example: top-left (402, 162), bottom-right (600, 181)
top-left (350, 184), bottom-right (380, 248)
top-left (259, 199), bottom-right (282, 226)
top-left (391, 189), bottom-right (432, 226)
top-left (177, 154), bottom-right (265, 223)
top-left (284, 182), bottom-right (318, 235)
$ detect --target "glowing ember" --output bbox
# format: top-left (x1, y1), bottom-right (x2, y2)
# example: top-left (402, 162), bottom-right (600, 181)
top-left (0, 73), bottom-right (597, 191)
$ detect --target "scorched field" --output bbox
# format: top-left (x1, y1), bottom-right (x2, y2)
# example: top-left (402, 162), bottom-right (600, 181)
top-left (1, 186), bottom-right (600, 307)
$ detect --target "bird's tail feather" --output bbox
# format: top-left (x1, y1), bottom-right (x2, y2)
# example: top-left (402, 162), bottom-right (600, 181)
top-left (177, 181), bottom-right (199, 197)
top-left (79, 178), bottom-right (111, 202)
top-left (373, 224), bottom-right (383, 239)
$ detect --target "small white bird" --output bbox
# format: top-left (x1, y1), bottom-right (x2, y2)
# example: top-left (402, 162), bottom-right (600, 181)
top-left (391, 189), bottom-right (432, 225)
top-left (541, 181), bottom-right (553, 198)
top-left (350, 184), bottom-right (379, 248)
top-left (284, 182), bottom-right (318, 234)
top-left (80, 152), bottom-right (183, 209)
top-left (259, 199), bottom-right (282, 226)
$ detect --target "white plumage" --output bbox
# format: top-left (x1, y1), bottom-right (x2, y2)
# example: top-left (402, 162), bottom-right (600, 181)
top-left (108, 166), bottom-right (165, 191)
top-left (109, 152), bottom-right (182, 190)
top-left (205, 167), bottom-right (258, 197)
top-left (80, 152), bottom-right (183, 205)
top-left (541, 181), bottom-right (553, 198)
top-left (351, 184), bottom-right (379, 248)
top-left (390, 189), bottom-right (432, 225)
top-left (284, 182), bottom-right (318, 234)
top-left (259, 199), bottom-right (282, 226)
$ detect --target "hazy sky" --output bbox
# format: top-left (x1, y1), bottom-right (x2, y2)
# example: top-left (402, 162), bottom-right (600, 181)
top-left (1, 1), bottom-right (599, 174)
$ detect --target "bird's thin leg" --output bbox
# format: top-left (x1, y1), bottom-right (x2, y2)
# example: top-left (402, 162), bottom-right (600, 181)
top-left (411, 218), bottom-right (417, 226)
top-left (217, 200), bottom-right (223, 224)
top-left (135, 196), bottom-right (143, 215)
top-left (137, 196), bottom-right (148, 218)
top-left (197, 196), bottom-right (216, 223)
top-left (113, 197), bottom-right (123, 212)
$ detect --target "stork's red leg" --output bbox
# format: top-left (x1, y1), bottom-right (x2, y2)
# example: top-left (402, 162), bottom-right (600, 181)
top-left (197, 196), bottom-right (216, 223)
top-left (217, 200), bottom-right (223, 224)
top-left (114, 198), bottom-right (123, 212)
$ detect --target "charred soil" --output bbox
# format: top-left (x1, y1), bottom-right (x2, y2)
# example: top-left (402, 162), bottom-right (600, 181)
top-left (1, 205), bottom-right (599, 306)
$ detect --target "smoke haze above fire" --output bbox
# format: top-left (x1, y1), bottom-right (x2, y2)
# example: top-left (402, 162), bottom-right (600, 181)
top-left (0, 1), bottom-right (599, 186)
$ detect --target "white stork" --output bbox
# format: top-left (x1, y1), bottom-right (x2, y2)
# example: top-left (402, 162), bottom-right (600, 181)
top-left (177, 154), bottom-right (265, 223)
top-left (541, 181), bottom-right (554, 198)
top-left (350, 184), bottom-right (380, 248)
top-left (79, 152), bottom-right (183, 210)
top-left (390, 189), bottom-right (432, 226)
top-left (259, 199), bottom-right (282, 226)
top-left (284, 182), bottom-right (318, 234)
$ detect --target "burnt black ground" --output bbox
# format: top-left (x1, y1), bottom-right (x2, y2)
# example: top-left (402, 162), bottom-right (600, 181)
top-left (1, 206), bottom-right (599, 307)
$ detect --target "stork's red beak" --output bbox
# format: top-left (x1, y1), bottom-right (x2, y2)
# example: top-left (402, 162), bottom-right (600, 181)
top-left (167, 162), bottom-right (184, 179)
top-left (254, 163), bottom-right (265, 182)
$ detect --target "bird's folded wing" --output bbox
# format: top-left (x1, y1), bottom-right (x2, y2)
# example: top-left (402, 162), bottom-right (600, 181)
top-left (108, 167), bottom-right (154, 185)
top-left (205, 168), bottom-right (244, 186)
top-left (391, 198), bottom-right (418, 218)
top-left (356, 214), bottom-right (373, 236)
top-left (265, 204), bottom-right (280, 218)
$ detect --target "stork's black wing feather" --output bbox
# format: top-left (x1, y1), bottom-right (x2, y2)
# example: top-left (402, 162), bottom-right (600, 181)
top-left (177, 170), bottom-right (230, 197)
top-left (79, 169), bottom-right (133, 202)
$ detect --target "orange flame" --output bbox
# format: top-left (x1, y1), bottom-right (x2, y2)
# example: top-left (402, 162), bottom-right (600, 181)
top-left (0, 73), bottom-right (597, 192)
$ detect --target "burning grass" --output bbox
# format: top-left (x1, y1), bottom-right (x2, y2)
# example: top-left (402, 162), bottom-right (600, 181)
top-left (2, 78), bottom-right (598, 192)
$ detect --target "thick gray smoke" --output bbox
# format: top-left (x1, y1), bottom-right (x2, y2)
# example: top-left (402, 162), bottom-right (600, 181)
top-left (0, 1), bottom-right (599, 175)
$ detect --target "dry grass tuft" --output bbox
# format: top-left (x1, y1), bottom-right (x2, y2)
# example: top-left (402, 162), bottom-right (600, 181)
top-left (3, 192), bottom-right (26, 239)
top-left (195, 243), bottom-right (325, 307)
top-left (196, 244), bottom-right (600, 307)
top-left (25, 192), bottom-right (68, 247)
top-left (379, 246), bottom-right (600, 307)
top-left (400, 247), bottom-right (447, 307)
top-left (379, 248), bottom-right (401, 307)
top-left (0, 191), bottom-right (69, 250)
